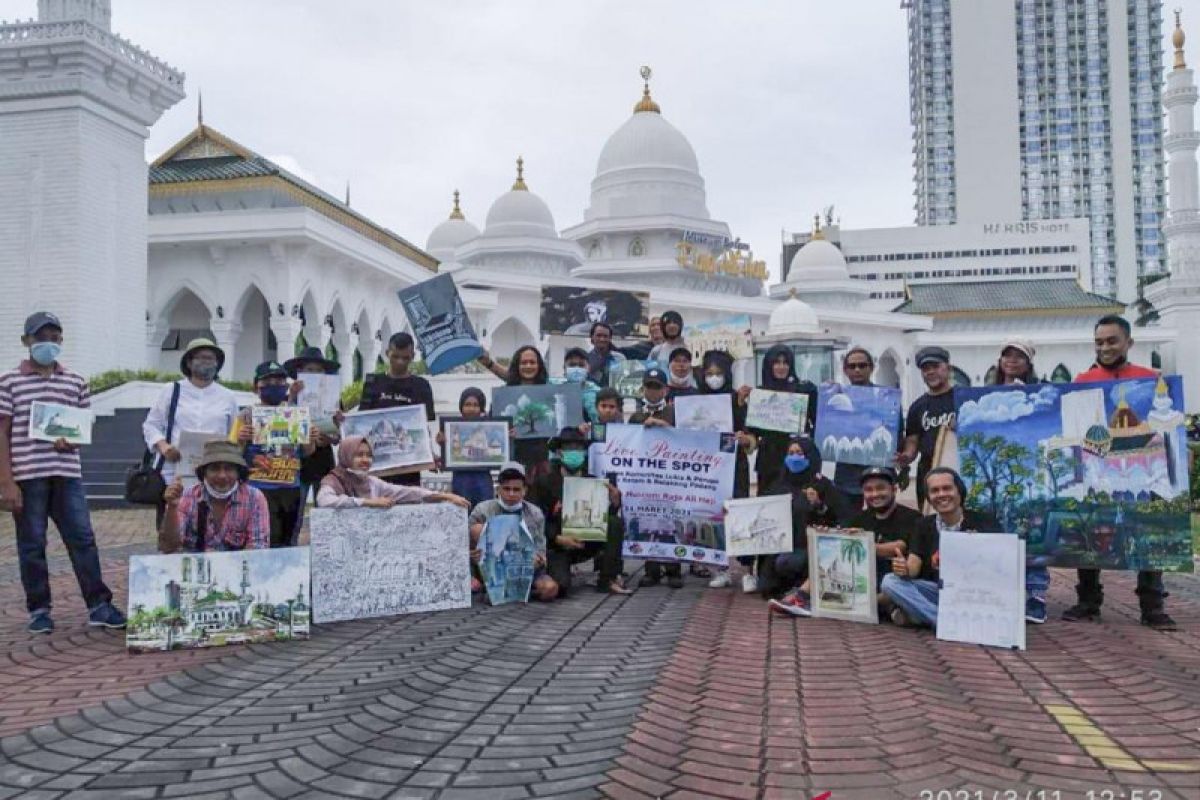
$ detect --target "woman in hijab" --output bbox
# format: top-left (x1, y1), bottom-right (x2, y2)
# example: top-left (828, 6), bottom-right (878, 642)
top-left (449, 388), bottom-right (496, 509)
top-left (648, 310), bottom-right (686, 366)
top-left (317, 436), bottom-right (468, 509)
top-left (749, 345), bottom-right (818, 493)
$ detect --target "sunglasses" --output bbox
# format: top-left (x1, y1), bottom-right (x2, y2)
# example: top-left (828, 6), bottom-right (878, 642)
top-left (844, 362), bottom-right (872, 370)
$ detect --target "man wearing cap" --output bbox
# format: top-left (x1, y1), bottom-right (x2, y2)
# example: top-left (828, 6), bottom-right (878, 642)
top-left (469, 461), bottom-right (559, 602)
top-left (529, 428), bottom-right (630, 596)
top-left (628, 368), bottom-right (674, 428)
top-left (846, 466), bottom-right (922, 608)
top-left (0, 312), bottom-right (126, 633)
top-left (284, 347), bottom-right (343, 505)
top-left (159, 440), bottom-right (269, 553)
top-left (897, 345), bottom-right (956, 509)
top-left (142, 337), bottom-right (240, 526)
top-left (231, 361), bottom-right (317, 547)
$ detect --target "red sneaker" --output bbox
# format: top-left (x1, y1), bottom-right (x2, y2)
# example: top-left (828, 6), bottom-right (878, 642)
top-left (768, 592), bottom-right (812, 618)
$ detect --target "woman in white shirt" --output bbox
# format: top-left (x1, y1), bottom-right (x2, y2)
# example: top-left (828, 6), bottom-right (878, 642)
top-left (316, 436), bottom-right (468, 509)
top-left (141, 338), bottom-right (240, 523)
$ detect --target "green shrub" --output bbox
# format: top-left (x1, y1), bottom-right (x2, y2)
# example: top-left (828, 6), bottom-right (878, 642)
top-left (89, 369), bottom-right (252, 394)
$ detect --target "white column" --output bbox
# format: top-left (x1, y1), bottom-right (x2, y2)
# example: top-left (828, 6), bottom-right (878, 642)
top-left (209, 320), bottom-right (243, 381)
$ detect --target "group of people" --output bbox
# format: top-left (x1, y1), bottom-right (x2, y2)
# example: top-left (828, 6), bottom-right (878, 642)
top-left (0, 306), bottom-right (1178, 635)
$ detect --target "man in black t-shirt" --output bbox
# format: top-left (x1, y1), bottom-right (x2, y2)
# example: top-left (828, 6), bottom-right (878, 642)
top-left (846, 467), bottom-right (922, 604)
top-left (898, 346), bottom-right (956, 509)
top-left (358, 332), bottom-right (436, 487)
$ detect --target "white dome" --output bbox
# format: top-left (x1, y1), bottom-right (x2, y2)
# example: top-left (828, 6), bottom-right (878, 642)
top-left (788, 238), bottom-right (850, 282)
top-left (597, 111), bottom-right (700, 176)
top-left (769, 294), bottom-right (821, 336)
top-left (482, 188), bottom-right (557, 239)
top-left (426, 217), bottom-right (479, 262)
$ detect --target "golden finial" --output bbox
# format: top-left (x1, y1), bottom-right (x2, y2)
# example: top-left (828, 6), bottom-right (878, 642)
top-left (449, 189), bottom-right (464, 220)
top-left (811, 213), bottom-right (825, 241)
top-left (634, 65), bottom-right (661, 114)
top-left (512, 156), bottom-right (528, 191)
top-left (1174, 8), bottom-right (1187, 70)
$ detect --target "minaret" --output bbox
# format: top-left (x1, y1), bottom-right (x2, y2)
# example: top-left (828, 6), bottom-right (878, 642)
top-left (0, 0), bottom-right (185, 377)
top-left (1146, 10), bottom-right (1200, 409)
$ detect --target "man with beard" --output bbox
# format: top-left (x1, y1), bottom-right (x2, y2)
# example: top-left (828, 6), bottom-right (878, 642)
top-left (845, 466), bottom-right (922, 611)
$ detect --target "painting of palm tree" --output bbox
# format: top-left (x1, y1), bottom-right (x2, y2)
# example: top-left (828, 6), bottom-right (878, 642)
top-left (840, 537), bottom-right (868, 595)
top-left (807, 529), bottom-right (878, 624)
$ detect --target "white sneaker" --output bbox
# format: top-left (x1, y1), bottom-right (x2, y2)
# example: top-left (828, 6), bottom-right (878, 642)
top-left (741, 574), bottom-right (758, 593)
top-left (708, 572), bottom-right (732, 588)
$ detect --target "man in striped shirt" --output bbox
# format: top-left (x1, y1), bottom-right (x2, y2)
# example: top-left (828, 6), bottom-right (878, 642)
top-left (0, 312), bottom-right (126, 634)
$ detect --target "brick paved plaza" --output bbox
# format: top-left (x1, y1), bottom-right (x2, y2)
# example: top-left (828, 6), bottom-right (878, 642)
top-left (0, 511), bottom-right (1196, 800)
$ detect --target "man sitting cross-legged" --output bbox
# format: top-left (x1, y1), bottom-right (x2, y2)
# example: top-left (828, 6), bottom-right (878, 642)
top-left (845, 466), bottom-right (923, 613)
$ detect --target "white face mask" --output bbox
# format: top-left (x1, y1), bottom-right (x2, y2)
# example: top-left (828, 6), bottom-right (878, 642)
top-left (498, 499), bottom-right (524, 512)
top-left (204, 480), bottom-right (237, 500)
top-left (348, 468), bottom-right (371, 478)
top-left (705, 375), bottom-right (725, 390)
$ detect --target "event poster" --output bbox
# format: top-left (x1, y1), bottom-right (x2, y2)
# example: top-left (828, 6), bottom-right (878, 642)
top-left (745, 389), bottom-right (808, 434)
top-left (937, 531), bottom-right (1026, 650)
top-left (491, 384), bottom-right (584, 439)
top-left (955, 377), bottom-right (1193, 572)
top-left (126, 548), bottom-right (311, 653)
top-left (685, 314), bottom-right (753, 361)
top-left (724, 495), bottom-right (792, 558)
top-left (591, 424), bottom-right (734, 565)
top-left (814, 384), bottom-right (902, 468)
top-left (340, 406), bottom-right (435, 476)
top-left (673, 394), bottom-right (734, 432)
top-left (397, 273), bottom-right (482, 374)
top-left (28, 401), bottom-right (93, 446)
top-left (309, 506), bottom-right (471, 623)
top-left (806, 528), bottom-right (877, 624)
top-left (562, 476), bottom-right (610, 542)
top-left (479, 514), bottom-right (536, 605)
top-left (540, 287), bottom-right (649, 338)
top-left (296, 373), bottom-right (342, 434)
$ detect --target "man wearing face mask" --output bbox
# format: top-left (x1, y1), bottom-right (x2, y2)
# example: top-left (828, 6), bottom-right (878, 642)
top-left (0, 312), bottom-right (127, 633)
top-left (142, 338), bottom-right (240, 527)
top-left (158, 440), bottom-right (269, 553)
top-left (551, 347), bottom-right (602, 422)
top-left (528, 428), bottom-right (630, 596)
top-left (231, 362), bottom-right (317, 547)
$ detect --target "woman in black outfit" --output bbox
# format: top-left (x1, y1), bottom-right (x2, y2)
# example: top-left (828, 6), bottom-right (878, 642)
top-left (749, 345), bottom-right (818, 493)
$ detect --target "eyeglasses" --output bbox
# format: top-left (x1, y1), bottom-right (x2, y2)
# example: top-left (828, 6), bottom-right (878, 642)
top-left (844, 362), bottom-right (872, 370)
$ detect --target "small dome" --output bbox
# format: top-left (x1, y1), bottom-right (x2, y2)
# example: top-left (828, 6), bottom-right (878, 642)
top-left (788, 238), bottom-right (850, 282)
top-left (481, 158), bottom-right (558, 239)
top-left (426, 191), bottom-right (480, 261)
top-left (769, 293), bottom-right (820, 336)
top-left (1084, 424), bottom-right (1113, 455)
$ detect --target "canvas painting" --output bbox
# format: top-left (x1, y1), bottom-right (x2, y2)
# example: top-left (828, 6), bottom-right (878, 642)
top-left (341, 405), bottom-right (435, 475)
top-left (296, 373), bottom-right (342, 434)
top-left (562, 476), bottom-right (610, 542)
top-left (673, 394), bottom-right (734, 432)
top-left (540, 287), bottom-right (649, 338)
top-left (126, 547), bottom-right (311, 653)
top-left (806, 528), bottom-right (878, 624)
top-left (937, 531), bottom-right (1026, 650)
top-left (724, 495), bottom-right (792, 558)
top-left (309, 505), bottom-right (471, 623)
top-left (491, 384), bottom-right (584, 440)
top-left (28, 401), bottom-right (93, 446)
top-left (177, 430), bottom-right (225, 488)
top-left (479, 514), bottom-right (536, 605)
top-left (955, 377), bottom-right (1193, 572)
top-left (745, 389), bottom-right (808, 434)
top-left (685, 314), bottom-right (753, 361)
top-left (814, 384), bottom-right (902, 468)
top-left (442, 417), bottom-right (510, 470)
top-left (398, 274), bottom-right (483, 374)
top-left (250, 406), bottom-right (310, 448)
top-left (611, 360), bottom-right (647, 400)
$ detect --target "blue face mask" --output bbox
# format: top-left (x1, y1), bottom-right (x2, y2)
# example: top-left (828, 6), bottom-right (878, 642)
top-left (784, 454), bottom-right (810, 474)
top-left (259, 384), bottom-right (289, 405)
top-left (565, 366), bottom-right (587, 384)
top-left (560, 450), bottom-right (587, 471)
top-left (29, 341), bottom-right (61, 366)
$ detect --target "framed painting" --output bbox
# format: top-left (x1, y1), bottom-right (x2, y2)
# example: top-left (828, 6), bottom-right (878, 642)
top-left (340, 405), bottom-right (435, 476)
top-left (441, 416), bottom-right (510, 471)
top-left (806, 528), bottom-right (878, 624)
top-left (491, 384), bottom-right (584, 440)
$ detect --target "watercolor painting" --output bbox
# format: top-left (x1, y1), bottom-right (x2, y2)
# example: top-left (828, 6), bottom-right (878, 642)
top-left (341, 405), bottom-right (434, 475)
top-left (562, 477), bottom-right (609, 542)
top-left (814, 384), bottom-right (902, 467)
top-left (745, 389), bottom-right (808, 434)
top-left (28, 401), bottom-right (93, 445)
top-left (807, 528), bottom-right (877, 624)
top-left (673, 394), bottom-right (734, 432)
top-left (479, 514), bottom-right (536, 605)
top-left (442, 417), bottom-right (510, 470)
top-left (724, 495), bottom-right (791, 558)
top-left (492, 384), bottom-right (584, 440)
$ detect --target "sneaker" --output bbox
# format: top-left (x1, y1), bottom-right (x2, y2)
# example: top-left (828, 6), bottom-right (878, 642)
top-left (1061, 603), bottom-right (1100, 622)
top-left (27, 613), bottom-right (53, 635)
top-left (741, 574), bottom-right (758, 594)
top-left (1025, 598), bottom-right (1047, 625)
top-left (689, 564), bottom-right (712, 578)
top-left (667, 574), bottom-right (684, 589)
top-left (708, 572), bottom-right (732, 589)
top-left (1140, 610), bottom-right (1177, 631)
top-left (890, 606), bottom-right (912, 627)
top-left (87, 603), bottom-right (127, 629)
top-left (768, 592), bottom-right (811, 617)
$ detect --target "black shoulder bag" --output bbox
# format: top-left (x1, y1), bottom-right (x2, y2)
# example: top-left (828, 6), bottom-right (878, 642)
top-left (124, 381), bottom-right (182, 505)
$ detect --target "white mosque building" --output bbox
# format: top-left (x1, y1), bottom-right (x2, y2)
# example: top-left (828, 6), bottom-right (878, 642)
top-left (2, 0), bottom-right (1197, 419)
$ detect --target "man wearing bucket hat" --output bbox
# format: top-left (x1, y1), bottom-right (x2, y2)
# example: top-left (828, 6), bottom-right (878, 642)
top-left (159, 440), bottom-right (269, 553)
top-left (142, 337), bottom-right (240, 525)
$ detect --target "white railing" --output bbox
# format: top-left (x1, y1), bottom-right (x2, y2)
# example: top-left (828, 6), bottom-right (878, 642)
top-left (0, 19), bottom-right (184, 86)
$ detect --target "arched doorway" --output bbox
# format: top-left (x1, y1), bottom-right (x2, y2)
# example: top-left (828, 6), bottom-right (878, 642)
top-left (157, 288), bottom-right (213, 374)
top-left (983, 365), bottom-right (998, 385)
top-left (489, 317), bottom-right (537, 363)
top-left (950, 366), bottom-right (972, 388)
top-left (875, 349), bottom-right (901, 389)
top-left (232, 285), bottom-right (273, 380)
top-left (1051, 364), bottom-right (1071, 383)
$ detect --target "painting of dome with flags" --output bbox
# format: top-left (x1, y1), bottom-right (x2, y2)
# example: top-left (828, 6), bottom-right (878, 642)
top-left (813, 384), bottom-right (903, 467)
top-left (955, 377), bottom-right (1193, 572)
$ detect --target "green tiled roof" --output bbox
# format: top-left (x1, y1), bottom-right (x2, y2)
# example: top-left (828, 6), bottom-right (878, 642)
top-left (893, 279), bottom-right (1123, 315)
top-left (150, 155), bottom-right (274, 184)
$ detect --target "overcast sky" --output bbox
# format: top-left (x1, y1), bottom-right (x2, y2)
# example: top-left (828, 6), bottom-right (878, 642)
top-left (3, 0), bottom-right (1197, 282)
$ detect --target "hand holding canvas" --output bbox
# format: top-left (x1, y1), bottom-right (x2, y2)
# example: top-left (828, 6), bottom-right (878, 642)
top-left (52, 437), bottom-right (76, 453)
top-left (163, 478), bottom-right (184, 507)
top-left (735, 385), bottom-right (752, 405)
top-left (556, 535), bottom-right (584, 550)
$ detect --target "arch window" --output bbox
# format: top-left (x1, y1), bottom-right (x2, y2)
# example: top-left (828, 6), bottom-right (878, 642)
top-left (983, 366), bottom-right (998, 385)
top-left (628, 238), bottom-right (645, 257)
top-left (1151, 351), bottom-right (1162, 370)
top-left (1051, 364), bottom-right (1072, 383)
top-left (294, 331), bottom-right (308, 356)
top-left (353, 349), bottom-right (364, 381)
top-left (950, 366), bottom-right (972, 388)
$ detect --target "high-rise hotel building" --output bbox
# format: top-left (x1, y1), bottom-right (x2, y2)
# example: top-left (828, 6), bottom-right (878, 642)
top-left (904, 0), bottom-right (1165, 301)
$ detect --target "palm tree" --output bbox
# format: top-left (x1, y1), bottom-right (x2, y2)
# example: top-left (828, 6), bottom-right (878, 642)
top-left (840, 537), bottom-right (868, 594)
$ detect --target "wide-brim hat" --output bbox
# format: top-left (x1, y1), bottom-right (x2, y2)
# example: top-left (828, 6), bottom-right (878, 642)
top-left (180, 338), bottom-right (226, 377)
top-left (548, 427), bottom-right (590, 450)
top-left (195, 440), bottom-right (247, 474)
top-left (284, 346), bottom-right (340, 378)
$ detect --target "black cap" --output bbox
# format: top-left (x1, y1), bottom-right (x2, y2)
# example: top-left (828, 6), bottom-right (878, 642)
top-left (549, 427), bottom-right (590, 450)
top-left (859, 466), bottom-right (899, 486)
top-left (254, 361), bottom-right (288, 382)
top-left (643, 367), bottom-right (667, 386)
top-left (915, 346), bottom-right (950, 368)
top-left (23, 311), bottom-right (61, 337)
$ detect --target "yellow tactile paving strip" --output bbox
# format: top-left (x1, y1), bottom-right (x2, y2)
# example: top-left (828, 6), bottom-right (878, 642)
top-left (1045, 703), bottom-right (1200, 774)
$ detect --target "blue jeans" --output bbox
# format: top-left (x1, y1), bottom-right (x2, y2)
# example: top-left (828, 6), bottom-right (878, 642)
top-left (1026, 564), bottom-right (1050, 604)
top-left (880, 574), bottom-right (939, 627)
top-left (14, 477), bottom-right (112, 615)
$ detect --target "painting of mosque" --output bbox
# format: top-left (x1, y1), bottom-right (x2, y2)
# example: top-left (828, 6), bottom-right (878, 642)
top-left (442, 417), bottom-right (510, 470)
top-left (341, 406), bottom-right (435, 475)
top-left (814, 384), bottom-right (902, 467)
top-left (955, 377), bottom-right (1193, 572)
top-left (562, 477), bottom-right (610, 542)
top-left (126, 548), bottom-right (311, 653)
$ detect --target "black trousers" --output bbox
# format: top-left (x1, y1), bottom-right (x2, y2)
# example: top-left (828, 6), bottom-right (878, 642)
top-left (263, 488), bottom-right (304, 548)
top-left (548, 525), bottom-right (624, 595)
top-left (644, 561), bottom-right (682, 579)
top-left (1076, 568), bottom-right (1165, 612)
